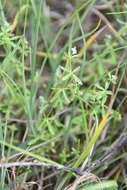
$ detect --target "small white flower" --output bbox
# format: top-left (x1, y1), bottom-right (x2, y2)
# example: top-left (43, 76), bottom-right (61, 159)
top-left (111, 75), bottom-right (117, 80)
top-left (56, 66), bottom-right (62, 77)
top-left (71, 46), bottom-right (77, 55)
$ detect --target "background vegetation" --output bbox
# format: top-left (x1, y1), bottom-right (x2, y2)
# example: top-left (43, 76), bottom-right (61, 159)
top-left (0, 0), bottom-right (127, 189)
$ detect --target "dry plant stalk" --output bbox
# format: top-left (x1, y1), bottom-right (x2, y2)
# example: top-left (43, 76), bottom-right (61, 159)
top-left (64, 172), bottom-right (101, 190)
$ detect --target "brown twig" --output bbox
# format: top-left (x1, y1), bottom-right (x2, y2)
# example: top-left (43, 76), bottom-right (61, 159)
top-left (82, 131), bottom-right (127, 174)
top-left (0, 161), bottom-right (81, 176)
top-left (92, 7), bottom-right (125, 44)
top-left (104, 160), bottom-right (124, 179)
top-left (94, 0), bottom-right (117, 10)
top-left (0, 161), bottom-right (64, 169)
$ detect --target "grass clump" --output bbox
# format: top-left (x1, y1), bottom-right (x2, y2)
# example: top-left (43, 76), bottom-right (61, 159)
top-left (0, 0), bottom-right (127, 189)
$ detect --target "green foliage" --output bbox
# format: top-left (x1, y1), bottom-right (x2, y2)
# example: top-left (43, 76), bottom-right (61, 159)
top-left (0, 0), bottom-right (127, 189)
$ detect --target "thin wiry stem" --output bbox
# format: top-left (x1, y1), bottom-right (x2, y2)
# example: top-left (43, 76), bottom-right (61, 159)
top-left (82, 131), bottom-right (127, 174)
top-left (94, 0), bottom-right (117, 10)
